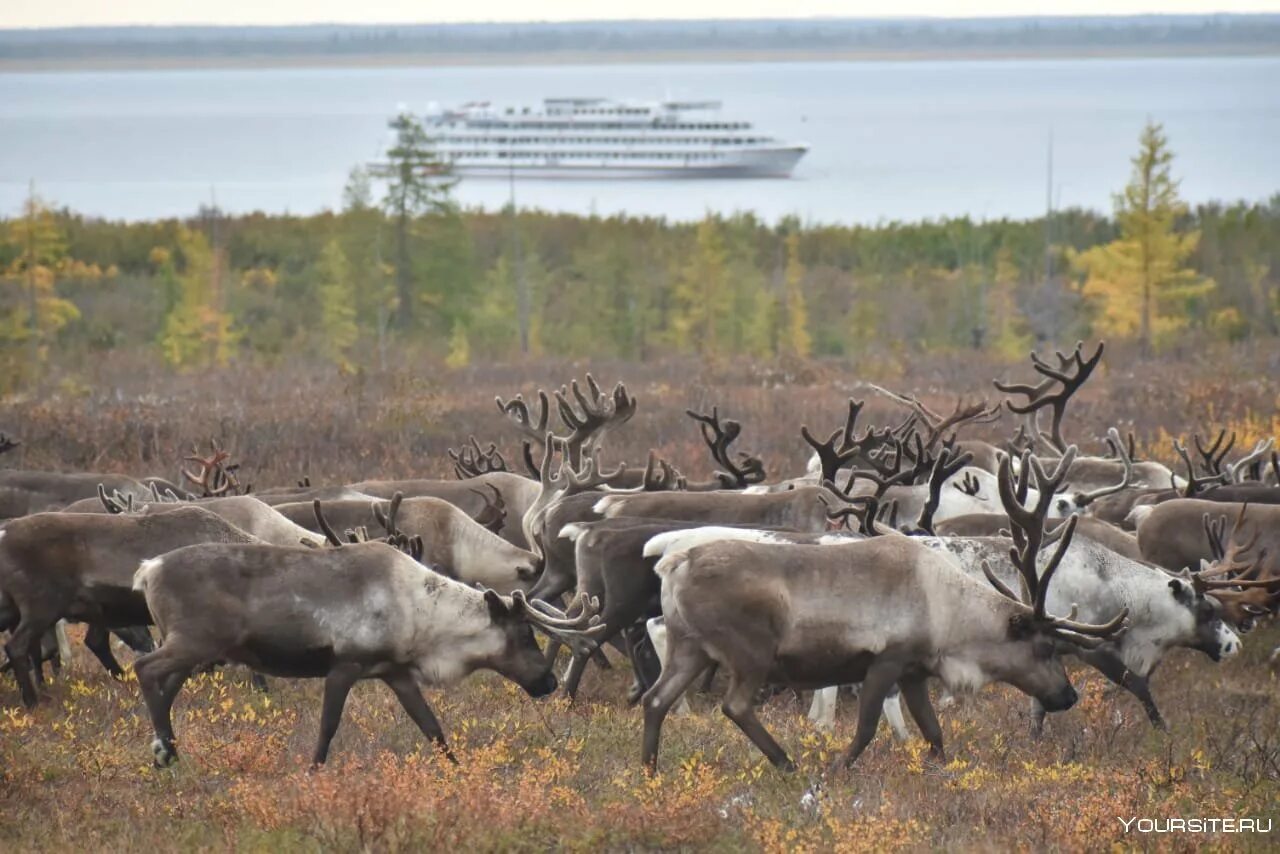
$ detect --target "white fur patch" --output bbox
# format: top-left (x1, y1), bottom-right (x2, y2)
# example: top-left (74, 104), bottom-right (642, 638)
top-left (643, 527), bottom-right (784, 560)
top-left (1126, 505), bottom-right (1155, 528)
top-left (646, 617), bottom-right (690, 715)
top-left (593, 495), bottom-right (621, 516)
top-left (743, 485), bottom-right (770, 495)
top-left (560, 523), bottom-right (588, 542)
top-left (806, 451), bottom-right (822, 475)
top-left (816, 533), bottom-right (859, 546)
top-left (808, 687), bottom-right (837, 729)
top-left (652, 552), bottom-right (688, 580)
top-left (133, 557), bottom-right (164, 591)
top-left (936, 656), bottom-right (990, 694)
top-left (54, 620), bottom-right (72, 665)
top-left (882, 692), bottom-right (909, 741)
top-left (1217, 623), bottom-right (1241, 658)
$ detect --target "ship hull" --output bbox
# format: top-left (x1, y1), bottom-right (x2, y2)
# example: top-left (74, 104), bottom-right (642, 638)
top-left (444, 146), bottom-right (806, 179)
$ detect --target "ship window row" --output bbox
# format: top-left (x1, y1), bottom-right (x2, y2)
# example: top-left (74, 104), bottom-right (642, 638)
top-left (440, 136), bottom-right (768, 145)
top-left (447, 151), bottom-right (729, 160)
top-left (447, 121), bottom-right (750, 131)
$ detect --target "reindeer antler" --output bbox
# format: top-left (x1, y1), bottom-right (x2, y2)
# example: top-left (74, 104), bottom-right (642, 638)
top-left (1226, 439), bottom-right (1276, 485)
top-left (987, 447), bottom-right (1130, 649)
top-left (498, 375), bottom-right (635, 469)
top-left (1071, 427), bottom-right (1135, 509)
top-left (801, 399), bottom-right (895, 485)
top-left (181, 439), bottom-right (240, 497)
top-left (686, 406), bottom-right (765, 488)
top-left (994, 341), bottom-right (1104, 455)
top-left (1172, 439), bottom-right (1228, 498)
top-left (468, 484), bottom-right (507, 534)
top-left (641, 450), bottom-right (686, 492)
top-left (913, 447), bottom-right (974, 535)
top-left (868, 385), bottom-right (1001, 451)
top-left (97, 483), bottom-right (135, 514)
top-left (1194, 430), bottom-right (1236, 477)
top-left (559, 448), bottom-right (628, 497)
top-left (449, 435), bottom-right (508, 480)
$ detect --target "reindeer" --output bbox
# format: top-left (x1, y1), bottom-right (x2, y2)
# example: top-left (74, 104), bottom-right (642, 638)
top-left (937, 513), bottom-right (1143, 562)
top-left (0, 471), bottom-right (155, 519)
top-left (277, 493), bottom-right (540, 593)
top-left (1135, 500), bottom-right (1280, 625)
top-left (132, 542), bottom-right (602, 766)
top-left (70, 490), bottom-right (325, 548)
top-left (0, 506), bottom-right (258, 706)
top-left (346, 471), bottom-right (538, 550)
top-left (638, 445), bottom-right (1127, 773)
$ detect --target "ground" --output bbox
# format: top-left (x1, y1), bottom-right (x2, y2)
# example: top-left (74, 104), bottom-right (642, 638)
top-left (1, 348), bottom-right (1278, 850)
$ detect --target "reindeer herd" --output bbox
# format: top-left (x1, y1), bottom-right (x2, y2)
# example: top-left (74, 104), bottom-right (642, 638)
top-left (1, 341), bottom-right (1277, 779)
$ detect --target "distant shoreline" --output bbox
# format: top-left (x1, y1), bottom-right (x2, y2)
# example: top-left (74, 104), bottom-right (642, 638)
top-left (3, 43), bottom-right (1278, 73)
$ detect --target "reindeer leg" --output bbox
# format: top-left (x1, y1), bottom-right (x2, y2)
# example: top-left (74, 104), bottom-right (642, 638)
top-left (623, 625), bottom-right (658, 703)
top-left (882, 685), bottom-right (910, 742)
top-left (1078, 649), bottom-right (1165, 730)
top-left (697, 662), bottom-right (719, 694)
top-left (1029, 698), bottom-right (1048, 737)
top-left (833, 660), bottom-right (901, 772)
top-left (134, 639), bottom-right (201, 767)
top-left (899, 677), bottom-right (945, 760)
top-left (383, 671), bottom-right (456, 764)
top-left (5, 614), bottom-right (51, 707)
top-left (641, 631), bottom-right (713, 773)
top-left (561, 648), bottom-right (593, 700)
top-left (312, 664), bottom-right (361, 766)
top-left (808, 687), bottom-right (838, 729)
top-left (83, 623), bottom-right (126, 677)
top-left (721, 668), bottom-right (795, 771)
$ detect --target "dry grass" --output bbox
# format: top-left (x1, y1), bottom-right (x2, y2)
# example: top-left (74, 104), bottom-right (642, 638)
top-left (1, 342), bottom-right (1278, 851)
top-left (1, 624), bottom-right (1277, 851)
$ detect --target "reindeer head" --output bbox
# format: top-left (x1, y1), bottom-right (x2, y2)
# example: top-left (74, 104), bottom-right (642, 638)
top-left (1174, 504), bottom-right (1279, 634)
top-left (479, 590), bottom-right (604, 698)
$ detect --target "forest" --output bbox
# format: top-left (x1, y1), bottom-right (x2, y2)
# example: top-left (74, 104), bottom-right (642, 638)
top-left (5, 15), bottom-right (1279, 66)
top-left (0, 120), bottom-right (1276, 397)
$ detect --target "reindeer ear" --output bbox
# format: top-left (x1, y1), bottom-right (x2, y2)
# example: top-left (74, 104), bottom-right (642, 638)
top-left (1198, 558), bottom-right (1212, 573)
top-left (482, 589), bottom-right (510, 621)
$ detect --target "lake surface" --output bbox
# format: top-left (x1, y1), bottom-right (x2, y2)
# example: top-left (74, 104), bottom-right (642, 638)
top-left (1, 57), bottom-right (1277, 223)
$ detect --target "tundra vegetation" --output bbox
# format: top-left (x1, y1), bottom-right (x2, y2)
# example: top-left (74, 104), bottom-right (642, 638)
top-left (0, 123), bottom-right (1278, 851)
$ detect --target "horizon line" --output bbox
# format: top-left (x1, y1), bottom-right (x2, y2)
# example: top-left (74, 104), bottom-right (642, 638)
top-left (6, 12), bottom-right (1280, 34)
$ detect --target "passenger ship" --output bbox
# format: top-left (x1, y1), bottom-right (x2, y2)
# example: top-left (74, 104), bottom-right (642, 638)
top-left (423, 98), bottom-right (808, 179)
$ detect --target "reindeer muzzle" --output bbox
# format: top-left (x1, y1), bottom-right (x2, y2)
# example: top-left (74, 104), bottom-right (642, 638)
top-left (526, 672), bottom-right (558, 698)
top-left (1041, 684), bottom-right (1079, 713)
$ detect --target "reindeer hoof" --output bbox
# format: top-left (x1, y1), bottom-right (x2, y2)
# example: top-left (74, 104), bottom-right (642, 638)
top-left (151, 738), bottom-right (177, 768)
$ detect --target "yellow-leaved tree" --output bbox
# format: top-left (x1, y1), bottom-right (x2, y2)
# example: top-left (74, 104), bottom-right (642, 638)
top-left (672, 215), bottom-right (727, 356)
top-left (781, 230), bottom-right (812, 358)
top-left (315, 239), bottom-right (358, 371)
top-left (158, 226), bottom-right (237, 368)
top-left (0, 190), bottom-right (85, 390)
top-left (1071, 121), bottom-right (1213, 352)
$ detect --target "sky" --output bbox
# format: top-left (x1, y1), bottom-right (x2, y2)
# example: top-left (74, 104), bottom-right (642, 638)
top-left (4, 1), bottom-right (1280, 30)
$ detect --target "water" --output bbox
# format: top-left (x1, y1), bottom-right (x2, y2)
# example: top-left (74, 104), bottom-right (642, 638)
top-left (1, 57), bottom-right (1277, 224)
